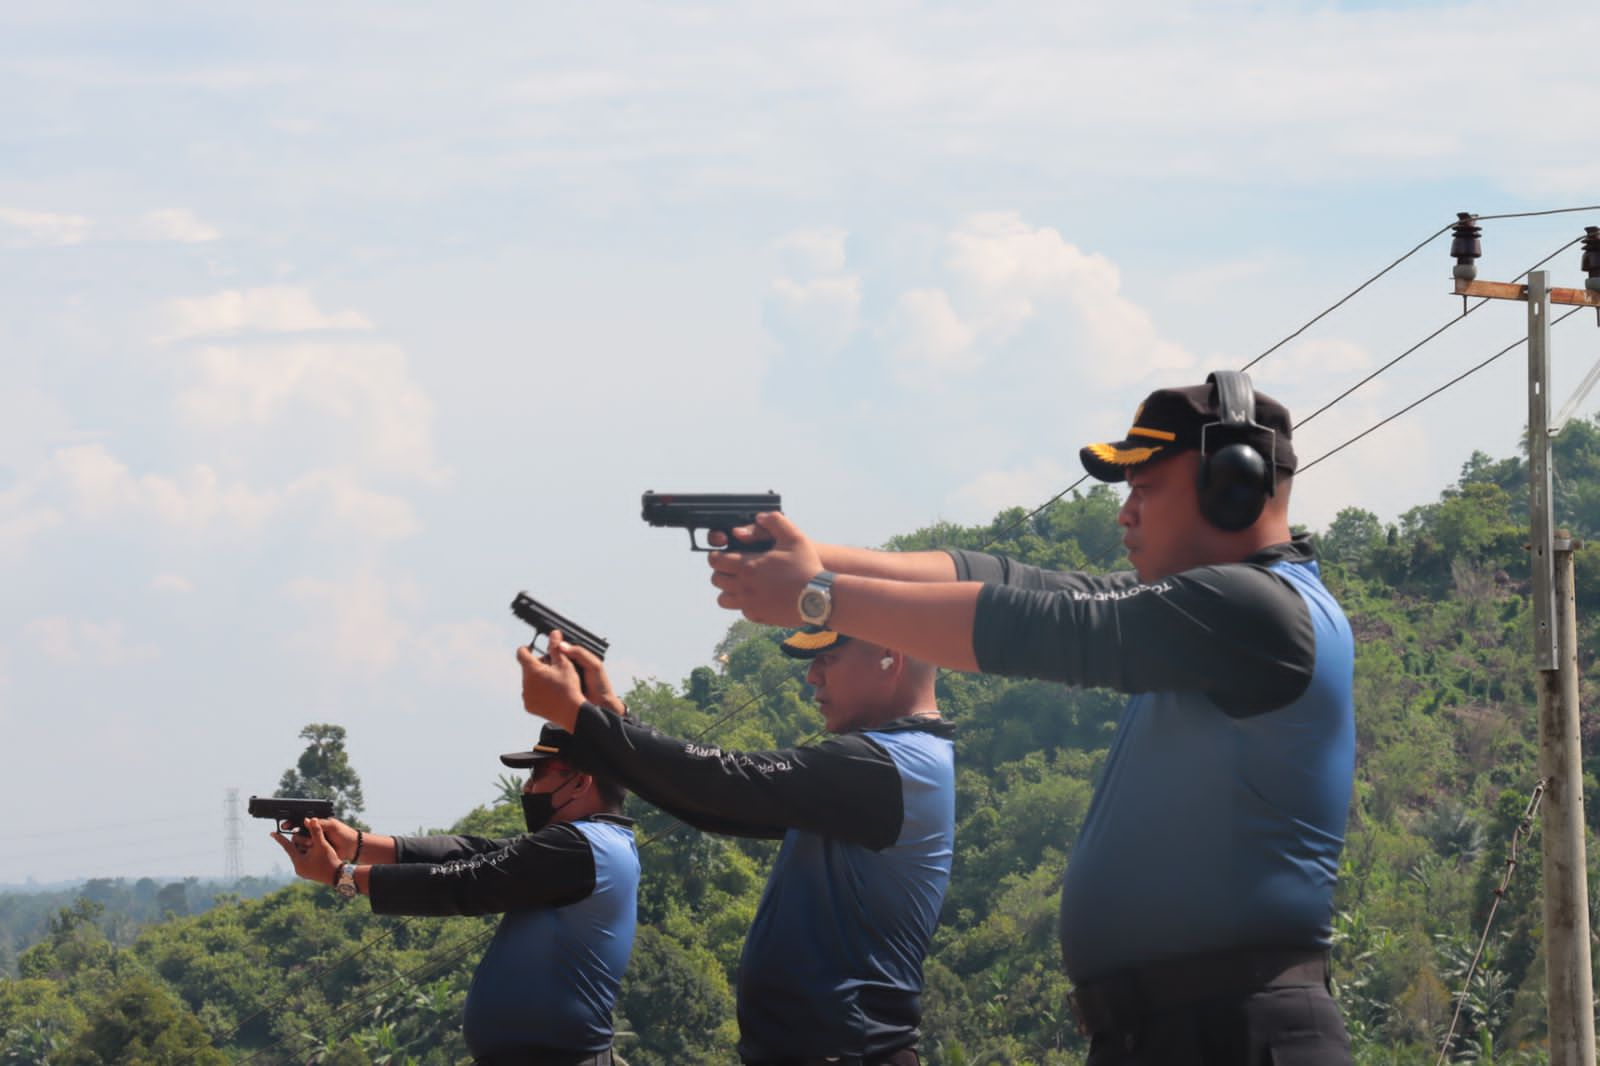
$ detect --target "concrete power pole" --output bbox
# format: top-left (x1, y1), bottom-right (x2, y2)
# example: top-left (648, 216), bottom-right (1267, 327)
top-left (1451, 226), bottom-right (1597, 1065)
top-left (223, 788), bottom-right (243, 883)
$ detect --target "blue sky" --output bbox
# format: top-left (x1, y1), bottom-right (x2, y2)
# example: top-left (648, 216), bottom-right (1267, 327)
top-left (2, 1), bottom-right (1597, 883)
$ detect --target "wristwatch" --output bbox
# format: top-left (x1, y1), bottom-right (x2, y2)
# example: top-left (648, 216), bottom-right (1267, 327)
top-left (334, 863), bottom-right (358, 899)
top-left (797, 571), bottom-right (836, 627)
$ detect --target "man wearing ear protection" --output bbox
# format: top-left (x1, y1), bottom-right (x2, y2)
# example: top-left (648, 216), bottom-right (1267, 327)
top-left (704, 373), bottom-right (1355, 1065)
top-left (518, 627), bottom-right (953, 1066)
top-left (270, 725), bottom-right (638, 1066)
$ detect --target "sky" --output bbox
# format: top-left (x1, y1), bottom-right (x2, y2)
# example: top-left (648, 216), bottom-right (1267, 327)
top-left (2, 1), bottom-right (1598, 884)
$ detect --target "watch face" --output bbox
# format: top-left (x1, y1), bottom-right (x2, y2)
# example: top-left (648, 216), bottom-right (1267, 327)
top-left (799, 587), bottom-right (829, 623)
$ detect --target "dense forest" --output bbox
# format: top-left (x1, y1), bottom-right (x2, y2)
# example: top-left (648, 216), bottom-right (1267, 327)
top-left (5, 419), bottom-right (1600, 1065)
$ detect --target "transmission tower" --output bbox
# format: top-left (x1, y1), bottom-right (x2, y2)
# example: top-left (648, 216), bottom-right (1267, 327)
top-left (223, 788), bottom-right (243, 882)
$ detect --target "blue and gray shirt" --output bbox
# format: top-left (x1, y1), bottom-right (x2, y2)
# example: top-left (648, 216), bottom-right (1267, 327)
top-left (566, 703), bottom-right (956, 1063)
top-left (950, 535), bottom-right (1354, 982)
top-left (367, 814), bottom-right (638, 1057)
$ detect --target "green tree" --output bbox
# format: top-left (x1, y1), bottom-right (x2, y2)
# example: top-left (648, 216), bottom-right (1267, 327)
top-left (57, 973), bottom-right (224, 1065)
top-left (616, 926), bottom-right (737, 1065)
top-left (276, 723), bottom-right (367, 826)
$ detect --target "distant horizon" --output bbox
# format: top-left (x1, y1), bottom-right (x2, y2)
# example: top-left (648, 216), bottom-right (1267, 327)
top-left (0, 872), bottom-right (294, 895)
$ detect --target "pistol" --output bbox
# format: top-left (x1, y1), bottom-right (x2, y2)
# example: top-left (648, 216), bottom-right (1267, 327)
top-left (248, 795), bottom-right (334, 837)
top-left (511, 593), bottom-right (610, 661)
top-left (641, 491), bottom-right (782, 552)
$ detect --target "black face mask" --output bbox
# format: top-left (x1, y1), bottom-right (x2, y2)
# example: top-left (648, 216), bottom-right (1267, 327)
top-left (521, 774), bottom-right (578, 832)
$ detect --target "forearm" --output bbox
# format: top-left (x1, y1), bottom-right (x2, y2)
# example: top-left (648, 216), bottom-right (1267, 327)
top-left (817, 543), bottom-right (959, 583)
top-left (567, 706), bottom-right (904, 845)
top-left (351, 834), bottom-right (397, 864)
top-left (368, 826), bottom-right (596, 916)
top-left (828, 574), bottom-right (982, 672)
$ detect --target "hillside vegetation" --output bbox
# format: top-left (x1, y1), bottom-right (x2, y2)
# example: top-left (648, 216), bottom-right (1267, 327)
top-left (5, 421), bottom-right (1600, 1065)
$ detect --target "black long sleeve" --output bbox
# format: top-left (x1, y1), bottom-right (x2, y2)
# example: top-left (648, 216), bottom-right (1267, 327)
top-left (564, 705), bottom-right (916, 850)
top-left (367, 822), bottom-right (597, 917)
top-left (949, 537), bottom-right (1318, 716)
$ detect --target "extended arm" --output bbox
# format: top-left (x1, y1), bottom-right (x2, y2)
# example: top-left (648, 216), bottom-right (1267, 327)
top-left (709, 514), bottom-right (982, 670)
top-left (564, 704), bottom-right (905, 848)
top-left (366, 823), bottom-right (598, 917)
top-left (817, 543), bottom-right (959, 582)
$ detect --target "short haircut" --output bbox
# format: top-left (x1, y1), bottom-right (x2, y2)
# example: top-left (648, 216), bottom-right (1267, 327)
top-left (591, 773), bottom-right (628, 811)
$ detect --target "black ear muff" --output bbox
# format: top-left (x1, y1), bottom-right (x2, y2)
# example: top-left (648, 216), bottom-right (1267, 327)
top-left (1198, 371), bottom-right (1275, 532)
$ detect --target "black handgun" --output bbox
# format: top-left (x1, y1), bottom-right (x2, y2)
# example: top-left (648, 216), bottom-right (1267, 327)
top-left (511, 593), bottom-right (610, 660)
top-left (641, 491), bottom-right (782, 552)
top-left (248, 795), bottom-right (334, 837)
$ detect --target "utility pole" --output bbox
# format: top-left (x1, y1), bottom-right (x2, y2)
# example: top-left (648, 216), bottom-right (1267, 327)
top-left (1452, 214), bottom-right (1597, 1065)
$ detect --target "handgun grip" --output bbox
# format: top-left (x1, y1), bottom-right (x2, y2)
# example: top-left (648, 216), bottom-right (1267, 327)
top-left (690, 529), bottom-right (775, 553)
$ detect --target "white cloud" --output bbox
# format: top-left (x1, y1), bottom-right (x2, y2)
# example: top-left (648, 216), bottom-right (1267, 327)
top-left (885, 289), bottom-right (979, 375)
top-left (23, 616), bottom-right (158, 665)
top-left (945, 457), bottom-right (1081, 525)
top-left (53, 444), bottom-right (275, 527)
top-left (159, 287), bottom-right (373, 343)
top-left (176, 342), bottom-right (448, 483)
top-left (0, 486), bottom-right (63, 556)
top-left (51, 444), bottom-right (416, 540)
top-left (766, 228), bottom-right (861, 356)
top-left (136, 208), bottom-right (220, 244)
top-left (289, 469), bottom-right (418, 540)
top-left (776, 228), bottom-right (848, 276)
top-left (884, 212), bottom-right (1193, 388)
top-left (150, 573), bottom-right (195, 594)
top-left (1291, 403), bottom-right (1433, 531)
top-left (411, 619), bottom-right (514, 694)
top-left (285, 572), bottom-right (420, 671)
top-left (0, 207), bottom-right (91, 248)
top-left (1258, 339), bottom-right (1372, 381)
top-left (502, 70), bottom-right (635, 103)
top-left (767, 275), bottom-right (861, 355)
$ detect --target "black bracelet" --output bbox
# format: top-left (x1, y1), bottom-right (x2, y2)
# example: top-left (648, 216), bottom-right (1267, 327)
top-left (353, 830), bottom-right (364, 865)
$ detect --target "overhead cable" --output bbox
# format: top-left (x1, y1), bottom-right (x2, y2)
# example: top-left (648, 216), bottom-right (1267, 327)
top-left (1298, 306), bottom-right (1587, 475)
top-left (1295, 233), bottom-right (1589, 430)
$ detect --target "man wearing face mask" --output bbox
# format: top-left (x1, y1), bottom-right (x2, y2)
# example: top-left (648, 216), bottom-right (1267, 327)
top-left (271, 725), bottom-right (637, 1066)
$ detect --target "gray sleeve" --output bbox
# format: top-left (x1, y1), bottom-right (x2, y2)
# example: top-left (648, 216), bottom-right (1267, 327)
top-left (969, 561), bottom-right (1316, 716)
top-left (947, 549), bottom-right (1144, 594)
top-left (391, 834), bottom-right (516, 864)
top-left (369, 824), bottom-right (596, 916)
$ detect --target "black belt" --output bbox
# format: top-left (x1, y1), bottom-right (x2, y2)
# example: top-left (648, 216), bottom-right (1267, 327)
top-left (745, 1046), bottom-right (920, 1066)
top-left (1068, 947), bottom-right (1330, 1037)
top-left (473, 1048), bottom-right (613, 1066)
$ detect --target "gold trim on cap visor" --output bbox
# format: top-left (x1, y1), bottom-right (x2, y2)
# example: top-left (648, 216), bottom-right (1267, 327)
top-left (1085, 442), bottom-right (1166, 466)
top-left (1127, 426), bottom-right (1177, 442)
top-left (532, 743), bottom-right (562, 754)
top-left (784, 628), bottom-right (842, 650)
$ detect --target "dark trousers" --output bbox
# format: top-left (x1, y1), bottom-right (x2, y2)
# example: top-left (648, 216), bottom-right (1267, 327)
top-left (744, 1047), bottom-right (920, 1066)
top-left (473, 1048), bottom-right (613, 1066)
top-left (1074, 950), bottom-right (1352, 1066)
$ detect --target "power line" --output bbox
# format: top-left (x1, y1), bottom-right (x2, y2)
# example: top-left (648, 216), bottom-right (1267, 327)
top-left (1240, 221), bottom-right (1455, 374)
top-left (1295, 233), bottom-right (1589, 430)
top-left (981, 475), bottom-right (1094, 551)
top-left (1475, 205), bottom-right (1600, 222)
top-left (985, 207), bottom-right (1599, 548)
top-left (1298, 306), bottom-right (1587, 476)
top-left (1432, 780), bottom-right (1545, 1066)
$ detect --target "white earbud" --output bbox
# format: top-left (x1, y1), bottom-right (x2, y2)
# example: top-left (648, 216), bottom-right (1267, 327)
top-left (880, 656), bottom-right (894, 671)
